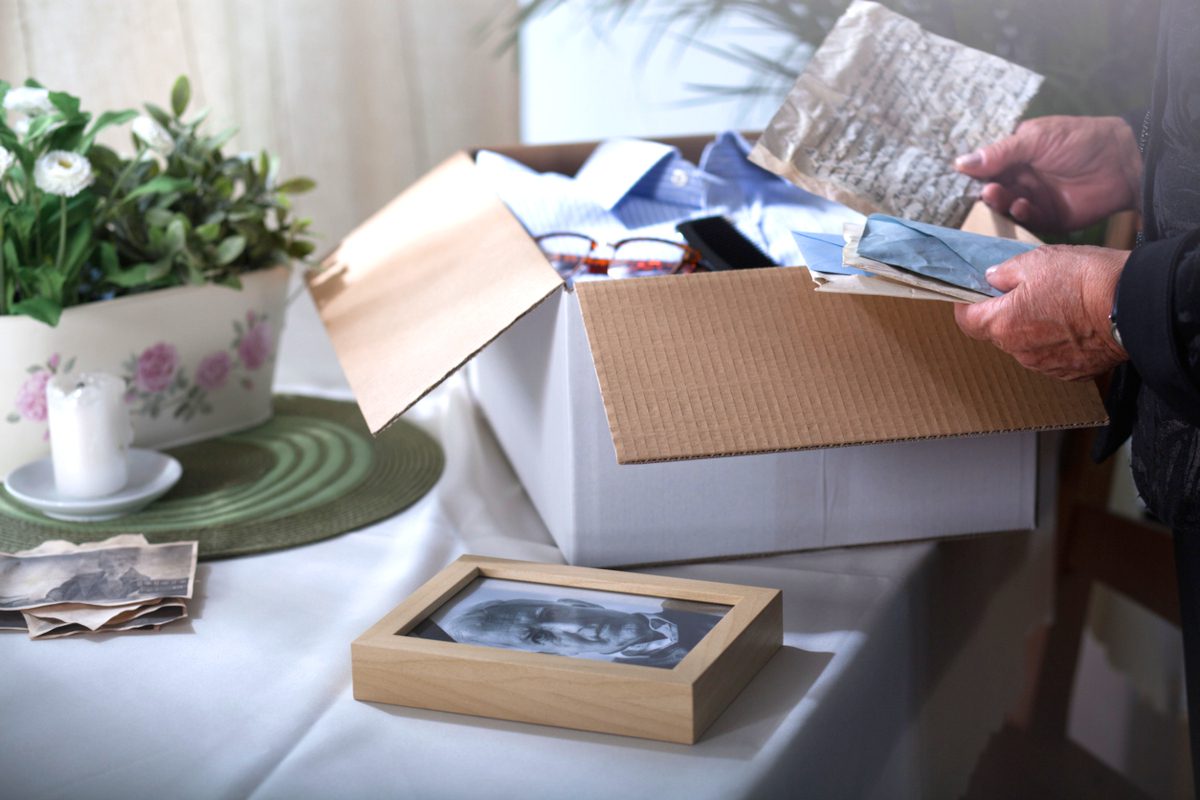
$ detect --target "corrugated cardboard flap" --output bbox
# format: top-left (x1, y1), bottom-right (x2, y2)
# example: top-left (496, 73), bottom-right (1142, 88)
top-left (308, 152), bottom-right (563, 434)
top-left (577, 268), bottom-right (1107, 464)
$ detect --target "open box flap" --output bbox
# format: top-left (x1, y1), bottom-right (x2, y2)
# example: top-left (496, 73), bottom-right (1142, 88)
top-left (576, 220), bottom-right (1106, 464)
top-left (307, 152), bottom-right (563, 434)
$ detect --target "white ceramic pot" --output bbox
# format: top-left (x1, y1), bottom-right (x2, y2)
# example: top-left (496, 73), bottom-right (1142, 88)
top-left (1, 265), bottom-right (290, 478)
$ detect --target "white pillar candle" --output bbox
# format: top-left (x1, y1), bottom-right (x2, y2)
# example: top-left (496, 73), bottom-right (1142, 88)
top-left (46, 373), bottom-right (132, 499)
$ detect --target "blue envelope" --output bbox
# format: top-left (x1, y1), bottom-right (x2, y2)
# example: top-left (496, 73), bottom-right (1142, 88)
top-left (856, 214), bottom-right (1037, 297)
top-left (792, 231), bottom-right (867, 276)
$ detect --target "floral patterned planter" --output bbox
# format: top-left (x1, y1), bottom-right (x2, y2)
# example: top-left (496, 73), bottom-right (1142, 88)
top-left (2, 265), bottom-right (289, 478)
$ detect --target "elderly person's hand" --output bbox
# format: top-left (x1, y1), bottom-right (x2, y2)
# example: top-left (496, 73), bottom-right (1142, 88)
top-left (954, 116), bottom-right (1142, 232)
top-left (954, 245), bottom-right (1129, 381)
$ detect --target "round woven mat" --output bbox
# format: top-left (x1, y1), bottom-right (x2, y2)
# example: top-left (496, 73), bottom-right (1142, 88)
top-left (0, 395), bottom-right (444, 559)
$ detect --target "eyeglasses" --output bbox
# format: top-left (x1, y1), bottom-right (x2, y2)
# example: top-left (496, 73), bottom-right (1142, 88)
top-left (534, 232), bottom-right (703, 283)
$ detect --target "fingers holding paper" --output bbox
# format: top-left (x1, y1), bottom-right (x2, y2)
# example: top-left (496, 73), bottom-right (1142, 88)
top-left (954, 245), bottom-right (1129, 382)
top-left (953, 116), bottom-right (1142, 233)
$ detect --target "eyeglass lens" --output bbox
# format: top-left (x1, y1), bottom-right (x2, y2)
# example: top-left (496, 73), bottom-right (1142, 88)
top-left (535, 234), bottom-right (695, 282)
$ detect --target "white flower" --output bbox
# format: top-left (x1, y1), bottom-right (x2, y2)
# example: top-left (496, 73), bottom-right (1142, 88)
top-left (131, 115), bottom-right (173, 153)
top-left (0, 146), bottom-right (13, 176)
top-left (4, 87), bottom-right (53, 116)
top-left (34, 151), bottom-right (93, 197)
top-left (12, 116), bottom-right (30, 138)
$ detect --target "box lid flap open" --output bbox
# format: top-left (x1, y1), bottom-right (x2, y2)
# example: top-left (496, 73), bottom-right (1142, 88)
top-left (307, 152), bottom-right (563, 434)
top-left (576, 266), bottom-right (1107, 464)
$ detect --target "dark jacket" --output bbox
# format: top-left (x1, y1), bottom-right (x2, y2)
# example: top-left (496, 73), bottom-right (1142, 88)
top-left (1095, 0), bottom-right (1200, 533)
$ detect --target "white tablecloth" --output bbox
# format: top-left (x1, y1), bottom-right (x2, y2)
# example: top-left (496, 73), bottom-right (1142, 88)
top-left (0, 377), bottom-right (1054, 800)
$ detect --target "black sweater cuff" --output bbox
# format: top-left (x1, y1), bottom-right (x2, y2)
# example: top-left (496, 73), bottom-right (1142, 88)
top-left (1118, 230), bottom-right (1200, 426)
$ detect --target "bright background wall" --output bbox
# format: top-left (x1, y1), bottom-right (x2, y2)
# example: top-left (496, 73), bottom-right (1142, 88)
top-left (519, 3), bottom-right (790, 142)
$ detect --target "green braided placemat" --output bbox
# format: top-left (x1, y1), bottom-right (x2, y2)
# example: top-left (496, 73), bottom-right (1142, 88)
top-left (0, 395), bottom-right (444, 559)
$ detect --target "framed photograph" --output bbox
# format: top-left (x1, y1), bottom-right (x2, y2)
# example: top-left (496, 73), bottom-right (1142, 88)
top-left (352, 555), bottom-right (782, 744)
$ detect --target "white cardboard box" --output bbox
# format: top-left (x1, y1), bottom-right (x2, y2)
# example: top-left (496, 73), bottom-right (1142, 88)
top-left (468, 285), bottom-right (1038, 566)
top-left (308, 136), bottom-right (1105, 567)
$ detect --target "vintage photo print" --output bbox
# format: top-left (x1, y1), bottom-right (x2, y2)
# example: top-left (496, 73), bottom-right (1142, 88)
top-left (406, 578), bottom-right (730, 669)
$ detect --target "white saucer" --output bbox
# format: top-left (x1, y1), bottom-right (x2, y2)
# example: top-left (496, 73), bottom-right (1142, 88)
top-left (4, 449), bottom-right (183, 522)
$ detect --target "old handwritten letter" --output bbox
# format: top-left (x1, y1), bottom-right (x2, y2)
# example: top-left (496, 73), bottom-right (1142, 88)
top-left (749, 0), bottom-right (1043, 228)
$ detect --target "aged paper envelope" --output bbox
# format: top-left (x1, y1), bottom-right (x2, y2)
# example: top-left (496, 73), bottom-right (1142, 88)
top-left (749, 0), bottom-right (1043, 228)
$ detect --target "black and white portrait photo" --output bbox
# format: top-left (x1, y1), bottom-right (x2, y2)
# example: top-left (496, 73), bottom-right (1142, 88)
top-left (407, 578), bottom-right (729, 669)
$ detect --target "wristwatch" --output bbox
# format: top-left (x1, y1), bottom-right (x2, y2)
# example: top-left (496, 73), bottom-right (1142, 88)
top-left (1109, 290), bottom-right (1124, 349)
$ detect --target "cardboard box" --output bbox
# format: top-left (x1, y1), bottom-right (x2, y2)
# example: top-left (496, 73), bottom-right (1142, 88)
top-left (309, 135), bottom-right (1106, 566)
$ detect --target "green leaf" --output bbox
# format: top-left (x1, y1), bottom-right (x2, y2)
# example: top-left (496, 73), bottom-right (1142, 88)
top-left (171, 75), bottom-right (191, 118)
top-left (10, 296), bottom-right (62, 327)
top-left (227, 208), bottom-right (263, 223)
top-left (164, 219), bottom-right (187, 254)
top-left (143, 103), bottom-right (172, 129)
top-left (98, 242), bottom-right (118, 273)
top-left (195, 222), bottom-right (221, 242)
top-left (202, 127), bottom-right (237, 153)
top-left (276, 177), bottom-right (316, 194)
top-left (86, 144), bottom-right (122, 175)
top-left (61, 221), bottom-right (94, 281)
top-left (6, 413), bottom-right (20, 423)
top-left (122, 175), bottom-right (194, 203)
top-left (213, 176), bottom-right (233, 200)
top-left (103, 259), bottom-right (172, 287)
top-left (48, 91), bottom-right (82, 118)
top-left (25, 114), bottom-right (57, 140)
top-left (80, 109), bottom-right (138, 152)
top-left (286, 240), bottom-right (316, 258)
top-left (215, 235), bottom-right (246, 266)
top-left (144, 208), bottom-right (175, 228)
top-left (47, 119), bottom-right (88, 152)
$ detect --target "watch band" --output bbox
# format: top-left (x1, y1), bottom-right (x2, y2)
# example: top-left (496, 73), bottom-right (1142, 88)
top-left (1109, 291), bottom-right (1123, 348)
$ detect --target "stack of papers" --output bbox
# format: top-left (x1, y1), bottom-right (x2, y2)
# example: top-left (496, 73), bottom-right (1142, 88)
top-left (794, 212), bottom-right (1038, 304)
top-left (0, 534), bottom-right (197, 639)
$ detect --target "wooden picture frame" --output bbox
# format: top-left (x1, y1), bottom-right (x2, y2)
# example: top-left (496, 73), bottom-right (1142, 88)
top-left (352, 555), bottom-right (782, 744)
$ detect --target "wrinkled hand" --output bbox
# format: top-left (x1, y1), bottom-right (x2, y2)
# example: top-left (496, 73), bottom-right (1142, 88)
top-left (954, 245), bottom-right (1128, 381)
top-left (954, 116), bottom-right (1142, 233)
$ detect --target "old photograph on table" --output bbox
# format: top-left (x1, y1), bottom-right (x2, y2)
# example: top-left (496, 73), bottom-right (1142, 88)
top-left (407, 577), bottom-right (729, 669)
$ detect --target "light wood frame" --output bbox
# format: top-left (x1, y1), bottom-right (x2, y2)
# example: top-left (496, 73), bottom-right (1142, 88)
top-left (352, 555), bottom-right (782, 744)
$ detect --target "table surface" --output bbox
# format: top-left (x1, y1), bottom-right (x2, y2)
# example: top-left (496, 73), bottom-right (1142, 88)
top-left (0, 378), bottom-right (1054, 800)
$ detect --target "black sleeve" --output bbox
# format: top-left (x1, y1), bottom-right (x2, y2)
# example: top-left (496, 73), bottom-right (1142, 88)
top-left (1121, 108), bottom-right (1149, 137)
top-left (1116, 228), bottom-right (1200, 426)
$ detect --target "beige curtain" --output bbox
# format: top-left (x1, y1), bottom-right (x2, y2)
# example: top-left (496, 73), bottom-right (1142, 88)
top-left (0, 0), bottom-right (520, 389)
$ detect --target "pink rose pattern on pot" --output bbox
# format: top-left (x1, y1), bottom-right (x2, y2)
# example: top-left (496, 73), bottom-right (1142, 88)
top-left (10, 309), bottom-right (275, 432)
top-left (238, 314), bottom-right (273, 371)
top-left (196, 351), bottom-right (232, 391)
top-left (119, 309), bottom-right (275, 422)
top-left (14, 370), bottom-right (52, 422)
top-left (8, 353), bottom-right (76, 430)
top-left (135, 342), bottom-right (180, 393)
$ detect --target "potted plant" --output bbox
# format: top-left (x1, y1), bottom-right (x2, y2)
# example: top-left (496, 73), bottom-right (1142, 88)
top-left (0, 76), bottom-right (316, 476)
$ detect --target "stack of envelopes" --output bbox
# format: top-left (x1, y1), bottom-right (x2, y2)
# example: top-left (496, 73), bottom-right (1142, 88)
top-left (795, 210), bottom-right (1039, 303)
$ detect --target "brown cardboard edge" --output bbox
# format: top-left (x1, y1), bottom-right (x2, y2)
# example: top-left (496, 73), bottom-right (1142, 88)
top-left (369, 284), bottom-right (563, 435)
top-left (608, 417), bottom-right (1105, 466)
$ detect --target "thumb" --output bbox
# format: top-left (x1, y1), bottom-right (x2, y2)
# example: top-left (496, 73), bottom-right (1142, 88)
top-left (984, 259), bottom-right (1023, 293)
top-left (954, 130), bottom-right (1039, 180)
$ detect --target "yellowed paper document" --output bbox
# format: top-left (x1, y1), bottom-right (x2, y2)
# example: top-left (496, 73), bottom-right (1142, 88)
top-left (750, 0), bottom-right (1043, 228)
